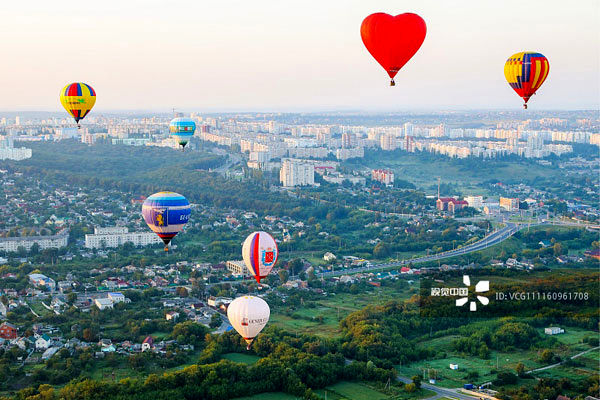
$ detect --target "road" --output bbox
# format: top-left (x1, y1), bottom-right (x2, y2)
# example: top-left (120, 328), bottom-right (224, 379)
top-left (526, 345), bottom-right (600, 373)
top-left (397, 375), bottom-right (479, 400)
top-left (292, 222), bottom-right (523, 280)
top-left (210, 220), bottom-right (591, 286)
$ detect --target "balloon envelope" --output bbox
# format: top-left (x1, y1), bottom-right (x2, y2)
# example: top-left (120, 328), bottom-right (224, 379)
top-left (242, 231), bottom-right (278, 283)
top-left (360, 13), bottom-right (426, 85)
top-left (504, 52), bottom-right (549, 109)
top-left (60, 82), bottom-right (96, 125)
top-left (169, 118), bottom-right (196, 148)
top-left (142, 192), bottom-right (190, 250)
top-left (227, 296), bottom-right (270, 349)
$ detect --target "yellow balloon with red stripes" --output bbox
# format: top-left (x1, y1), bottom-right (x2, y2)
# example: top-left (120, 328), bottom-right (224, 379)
top-left (60, 82), bottom-right (96, 127)
top-left (504, 52), bottom-right (549, 109)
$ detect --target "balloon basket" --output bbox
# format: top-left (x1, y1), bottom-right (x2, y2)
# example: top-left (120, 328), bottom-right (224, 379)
top-left (523, 104), bottom-right (528, 109)
top-left (390, 80), bottom-right (395, 87)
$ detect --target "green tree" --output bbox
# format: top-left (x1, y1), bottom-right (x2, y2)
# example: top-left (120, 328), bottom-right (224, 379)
top-left (411, 374), bottom-right (422, 389)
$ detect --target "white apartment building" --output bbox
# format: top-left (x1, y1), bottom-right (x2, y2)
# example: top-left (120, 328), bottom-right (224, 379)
top-left (464, 195), bottom-right (484, 209)
top-left (336, 147), bottom-right (364, 160)
top-left (280, 159), bottom-right (315, 187)
top-left (0, 231), bottom-right (68, 252)
top-left (0, 137), bottom-right (32, 160)
top-left (85, 226), bottom-right (161, 249)
top-left (226, 260), bottom-right (249, 276)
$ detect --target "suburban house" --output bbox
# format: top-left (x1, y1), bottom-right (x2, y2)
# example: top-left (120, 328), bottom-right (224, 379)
top-left (544, 327), bottom-right (565, 335)
top-left (0, 322), bottom-right (17, 339)
top-left (142, 336), bottom-right (154, 352)
top-left (166, 311), bottom-right (180, 321)
top-left (36, 334), bottom-right (53, 350)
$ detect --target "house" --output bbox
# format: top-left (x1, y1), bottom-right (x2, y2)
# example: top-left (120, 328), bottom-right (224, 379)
top-left (28, 274), bottom-right (56, 291)
top-left (0, 301), bottom-right (6, 318)
top-left (36, 334), bottom-right (53, 350)
top-left (323, 252), bottom-right (336, 262)
top-left (539, 240), bottom-right (552, 248)
top-left (142, 336), bottom-right (154, 352)
top-left (449, 363), bottom-right (459, 370)
top-left (166, 311), bottom-right (180, 321)
top-left (94, 298), bottom-right (114, 310)
top-left (0, 322), bottom-right (17, 339)
top-left (544, 327), bottom-right (564, 335)
top-left (101, 344), bottom-right (116, 352)
top-left (41, 347), bottom-right (60, 360)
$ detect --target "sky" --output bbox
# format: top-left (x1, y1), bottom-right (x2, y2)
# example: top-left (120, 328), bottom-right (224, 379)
top-left (1, 0), bottom-right (598, 112)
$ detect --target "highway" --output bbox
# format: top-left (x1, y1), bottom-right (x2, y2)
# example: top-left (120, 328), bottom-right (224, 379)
top-left (291, 222), bottom-right (523, 280)
top-left (212, 220), bottom-right (590, 286)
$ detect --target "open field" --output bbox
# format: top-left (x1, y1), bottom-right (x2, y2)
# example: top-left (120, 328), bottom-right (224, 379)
top-left (323, 381), bottom-right (389, 400)
top-left (233, 392), bottom-right (301, 400)
top-left (316, 381), bottom-right (436, 400)
top-left (270, 284), bottom-right (416, 337)
top-left (221, 352), bottom-right (262, 365)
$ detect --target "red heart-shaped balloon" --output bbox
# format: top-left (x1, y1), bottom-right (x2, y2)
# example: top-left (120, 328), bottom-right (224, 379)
top-left (361, 13), bottom-right (427, 85)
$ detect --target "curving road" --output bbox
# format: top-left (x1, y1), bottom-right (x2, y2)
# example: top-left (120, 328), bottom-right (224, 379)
top-left (292, 222), bottom-right (523, 280)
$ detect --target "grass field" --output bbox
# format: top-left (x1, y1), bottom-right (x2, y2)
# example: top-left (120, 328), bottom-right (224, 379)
top-left (221, 352), bottom-right (261, 365)
top-left (270, 285), bottom-right (415, 337)
top-left (316, 381), bottom-right (436, 400)
top-left (233, 392), bottom-right (301, 400)
top-left (324, 381), bottom-right (389, 400)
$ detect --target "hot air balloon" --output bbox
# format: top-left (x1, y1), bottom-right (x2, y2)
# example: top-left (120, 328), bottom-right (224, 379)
top-left (504, 52), bottom-right (549, 109)
top-left (227, 296), bottom-right (270, 350)
top-left (360, 13), bottom-right (427, 86)
top-left (169, 118), bottom-right (196, 150)
top-left (60, 82), bottom-right (96, 128)
top-left (142, 192), bottom-right (190, 252)
top-left (242, 231), bottom-right (278, 283)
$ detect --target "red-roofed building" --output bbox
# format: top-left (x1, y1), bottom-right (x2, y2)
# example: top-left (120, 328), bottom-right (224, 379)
top-left (0, 322), bottom-right (17, 339)
top-left (142, 336), bottom-right (154, 352)
top-left (131, 196), bottom-right (147, 205)
top-left (448, 200), bottom-right (468, 214)
top-left (437, 198), bottom-right (468, 214)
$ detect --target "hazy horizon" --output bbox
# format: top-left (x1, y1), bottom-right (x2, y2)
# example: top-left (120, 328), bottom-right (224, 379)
top-left (2, 0), bottom-right (598, 112)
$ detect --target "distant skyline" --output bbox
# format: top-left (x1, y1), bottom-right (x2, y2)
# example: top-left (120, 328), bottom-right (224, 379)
top-left (1, 0), bottom-right (598, 112)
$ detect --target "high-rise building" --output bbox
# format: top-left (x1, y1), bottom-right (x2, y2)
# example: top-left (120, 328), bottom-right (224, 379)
top-left (280, 159), bottom-right (315, 187)
top-left (371, 169), bottom-right (395, 185)
top-left (499, 197), bottom-right (520, 212)
top-left (380, 133), bottom-right (397, 150)
top-left (341, 132), bottom-right (356, 148)
top-left (464, 195), bottom-right (484, 209)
